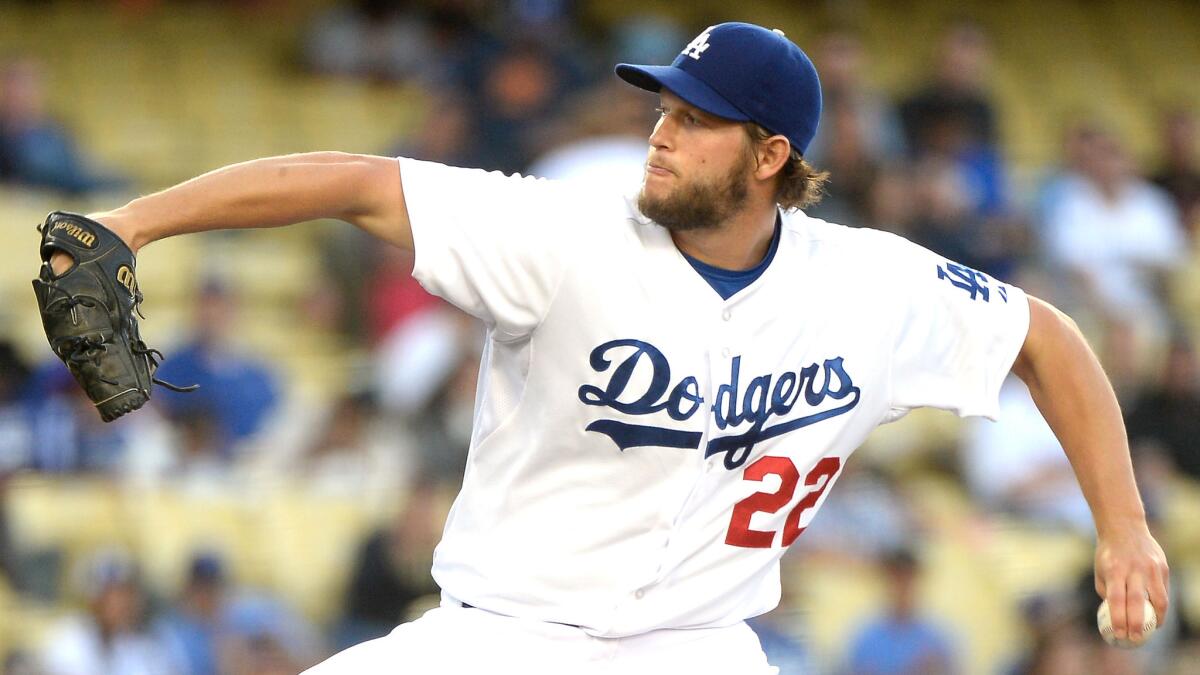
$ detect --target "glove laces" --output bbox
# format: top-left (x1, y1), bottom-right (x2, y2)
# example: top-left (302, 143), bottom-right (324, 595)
top-left (45, 284), bottom-right (197, 394)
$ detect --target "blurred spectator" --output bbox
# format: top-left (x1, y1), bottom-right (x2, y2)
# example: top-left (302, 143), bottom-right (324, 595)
top-left (1151, 108), bottom-right (1200, 237)
top-left (0, 345), bottom-right (56, 593)
top-left (608, 14), bottom-right (688, 68)
top-left (154, 553), bottom-right (233, 675)
top-left (40, 548), bottom-right (172, 675)
top-left (899, 20), bottom-right (1007, 216)
top-left (334, 483), bottom-right (442, 651)
top-left (470, 40), bottom-right (577, 173)
top-left (906, 156), bottom-right (1022, 279)
top-left (153, 279), bottom-right (280, 459)
top-left (862, 165), bottom-right (919, 235)
top-left (220, 592), bottom-right (323, 674)
top-left (899, 19), bottom-right (997, 152)
top-left (1037, 119), bottom-right (1104, 226)
top-left (0, 340), bottom-right (31, 474)
top-left (25, 363), bottom-right (133, 473)
top-left (21, 357), bottom-right (174, 478)
top-left (0, 58), bottom-right (127, 195)
top-left (166, 406), bottom-right (227, 482)
top-left (845, 548), bottom-right (960, 675)
top-left (806, 28), bottom-right (905, 225)
top-left (157, 551), bottom-right (322, 674)
top-left (808, 27), bottom-right (906, 167)
top-left (363, 245), bottom-right (444, 346)
top-left (1125, 336), bottom-right (1200, 481)
top-left (301, 0), bottom-right (501, 86)
top-left (1042, 124), bottom-right (1185, 358)
top-left (420, 1), bottom-right (503, 91)
top-left (499, 0), bottom-right (580, 45)
top-left (375, 305), bottom-right (477, 423)
top-left (407, 325), bottom-right (482, 487)
top-left (387, 92), bottom-right (477, 168)
top-left (294, 389), bottom-right (407, 497)
top-left (302, 0), bottom-right (434, 82)
top-left (218, 636), bottom-right (295, 675)
top-left (1006, 593), bottom-right (1094, 675)
top-left (527, 80), bottom-right (655, 193)
top-left (0, 347), bottom-right (20, 584)
top-left (963, 376), bottom-right (1093, 533)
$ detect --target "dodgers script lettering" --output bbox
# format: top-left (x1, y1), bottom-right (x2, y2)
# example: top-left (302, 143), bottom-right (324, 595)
top-left (578, 339), bottom-right (861, 469)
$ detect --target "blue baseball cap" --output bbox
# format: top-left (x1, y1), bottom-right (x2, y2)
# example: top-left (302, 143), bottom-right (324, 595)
top-left (616, 22), bottom-right (822, 156)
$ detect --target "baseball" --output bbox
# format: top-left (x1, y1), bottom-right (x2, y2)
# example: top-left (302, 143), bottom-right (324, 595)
top-left (1097, 597), bottom-right (1157, 648)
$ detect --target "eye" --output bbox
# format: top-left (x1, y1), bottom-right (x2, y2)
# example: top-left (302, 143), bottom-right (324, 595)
top-left (655, 106), bottom-right (668, 118)
top-left (685, 113), bottom-right (701, 126)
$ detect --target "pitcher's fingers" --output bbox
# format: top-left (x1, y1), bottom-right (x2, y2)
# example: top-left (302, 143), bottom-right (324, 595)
top-left (1125, 574), bottom-right (1147, 641)
top-left (1149, 567), bottom-right (1169, 627)
top-left (1107, 580), bottom-right (1129, 640)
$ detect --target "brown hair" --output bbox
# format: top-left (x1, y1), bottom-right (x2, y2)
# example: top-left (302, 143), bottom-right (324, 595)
top-left (744, 123), bottom-right (829, 210)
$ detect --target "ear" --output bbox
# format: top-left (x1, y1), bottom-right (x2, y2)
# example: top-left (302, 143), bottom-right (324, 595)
top-left (753, 135), bottom-right (792, 181)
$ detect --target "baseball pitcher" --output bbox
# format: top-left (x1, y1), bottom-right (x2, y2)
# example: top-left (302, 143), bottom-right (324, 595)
top-left (33, 22), bottom-right (1168, 674)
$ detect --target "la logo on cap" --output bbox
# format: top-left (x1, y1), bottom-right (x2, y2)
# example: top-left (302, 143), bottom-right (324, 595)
top-left (681, 26), bottom-right (715, 60)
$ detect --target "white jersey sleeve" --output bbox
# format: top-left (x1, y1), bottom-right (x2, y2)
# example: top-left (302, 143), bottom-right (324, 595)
top-left (399, 158), bottom-right (581, 339)
top-left (887, 236), bottom-right (1030, 420)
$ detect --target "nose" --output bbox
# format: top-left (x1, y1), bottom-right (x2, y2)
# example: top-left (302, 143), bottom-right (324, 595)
top-left (648, 113), bottom-right (673, 151)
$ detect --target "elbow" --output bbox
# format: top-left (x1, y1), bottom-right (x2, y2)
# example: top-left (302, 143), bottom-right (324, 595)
top-left (344, 155), bottom-right (410, 249)
top-left (1013, 295), bottom-right (1078, 389)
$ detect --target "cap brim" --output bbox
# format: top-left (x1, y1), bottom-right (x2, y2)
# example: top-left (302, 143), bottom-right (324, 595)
top-left (615, 64), bottom-right (750, 123)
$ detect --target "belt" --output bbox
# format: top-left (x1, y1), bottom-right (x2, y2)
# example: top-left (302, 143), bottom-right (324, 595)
top-left (460, 602), bottom-right (582, 629)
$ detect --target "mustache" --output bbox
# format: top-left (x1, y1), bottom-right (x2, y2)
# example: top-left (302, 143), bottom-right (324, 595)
top-left (646, 156), bottom-right (677, 175)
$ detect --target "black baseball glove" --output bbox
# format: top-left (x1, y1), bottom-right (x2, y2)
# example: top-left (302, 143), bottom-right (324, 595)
top-left (32, 211), bottom-right (195, 422)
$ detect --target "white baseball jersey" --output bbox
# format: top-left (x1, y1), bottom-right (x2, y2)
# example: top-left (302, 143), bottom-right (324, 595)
top-left (400, 158), bottom-right (1030, 638)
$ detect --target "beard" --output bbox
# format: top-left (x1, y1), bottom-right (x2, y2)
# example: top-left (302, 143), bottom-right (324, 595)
top-left (637, 153), bottom-right (752, 232)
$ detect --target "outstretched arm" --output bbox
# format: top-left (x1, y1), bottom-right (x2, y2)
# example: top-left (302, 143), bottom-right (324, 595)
top-left (87, 151), bottom-right (411, 252)
top-left (1012, 295), bottom-right (1169, 643)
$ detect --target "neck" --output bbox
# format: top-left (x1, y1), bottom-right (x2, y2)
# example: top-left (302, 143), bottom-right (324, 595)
top-left (670, 200), bottom-right (778, 270)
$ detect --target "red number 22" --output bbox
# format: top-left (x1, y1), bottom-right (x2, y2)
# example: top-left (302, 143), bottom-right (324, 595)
top-left (724, 456), bottom-right (841, 548)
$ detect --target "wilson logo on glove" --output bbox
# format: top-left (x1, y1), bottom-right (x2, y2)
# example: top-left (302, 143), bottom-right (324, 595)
top-left (50, 220), bottom-right (98, 248)
top-left (116, 265), bottom-right (138, 295)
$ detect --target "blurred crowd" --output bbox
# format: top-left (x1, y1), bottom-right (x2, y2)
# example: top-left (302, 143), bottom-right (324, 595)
top-left (2, 1), bottom-right (1200, 674)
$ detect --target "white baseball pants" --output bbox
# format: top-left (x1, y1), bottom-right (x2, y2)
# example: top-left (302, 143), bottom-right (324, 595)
top-left (303, 601), bottom-right (779, 674)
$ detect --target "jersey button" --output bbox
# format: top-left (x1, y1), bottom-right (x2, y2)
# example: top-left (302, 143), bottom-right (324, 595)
top-left (634, 588), bottom-right (646, 599)
top-left (721, 347), bottom-right (731, 358)
top-left (722, 309), bottom-right (732, 321)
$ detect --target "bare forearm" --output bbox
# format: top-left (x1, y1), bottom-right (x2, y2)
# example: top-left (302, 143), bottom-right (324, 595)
top-left (1015, 297), bottom-right (1170, 638)
top-left (90, 151), bottom-right (408, 251)
top-left (1013, 297), bottom-right (1145, 536)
